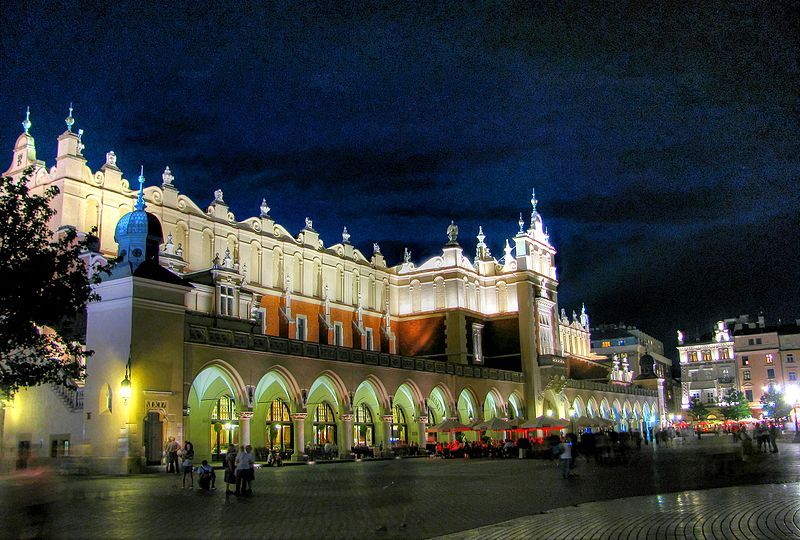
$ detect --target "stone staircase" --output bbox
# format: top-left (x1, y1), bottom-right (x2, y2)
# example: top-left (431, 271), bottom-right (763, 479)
top-left (51, 382), bottom-right (84, 412)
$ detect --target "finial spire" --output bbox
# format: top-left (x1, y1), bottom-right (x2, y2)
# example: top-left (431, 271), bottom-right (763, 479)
top-left (135, 166), bottom-right (146, 211)
top-left (530, 188), bottom-right (538, 228)
top-left (518, 213), bottom-right (524, 234)
top-left (22, 106), bottom-right (31, 134)
top-left (65, 103), bottom-right (75, 132)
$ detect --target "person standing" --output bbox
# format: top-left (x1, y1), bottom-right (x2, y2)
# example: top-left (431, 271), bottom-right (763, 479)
top-left (559, 437), bottom-right (573, 479)
top-left (768, 424), bottom-right (779, 454)
top-left (235, 445), bottom-right (255, 496)
top-left (224, 444), bottom-right (238, 496)
top-left (165, 436), bottom-right (179, 474)
top-left (181, 441), bottom-right (195, 489)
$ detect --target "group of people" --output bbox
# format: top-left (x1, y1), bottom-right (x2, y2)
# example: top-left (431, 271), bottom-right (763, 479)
top-left (164, 437), bottom-right (256, 496)
top-left (738, 422), bottom-right (781, 455)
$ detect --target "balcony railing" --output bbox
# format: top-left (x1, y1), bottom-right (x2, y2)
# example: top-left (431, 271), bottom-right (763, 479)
top-left (185, 314), bottom-right (525, 384)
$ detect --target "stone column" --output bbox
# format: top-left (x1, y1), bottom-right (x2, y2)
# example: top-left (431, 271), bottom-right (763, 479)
top-left (382, 415), bottom-right (393, 452)
top-left (341, 414), bottom-right (353, 458)
top-left (417, 418), bottom-right (428, 446)
top-left (239, 412), bottom-right (253, 447)
top-left (291, 413), bottom-right (307, 461)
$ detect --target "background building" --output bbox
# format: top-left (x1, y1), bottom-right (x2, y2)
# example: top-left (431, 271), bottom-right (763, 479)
top-left (677, 321), bottom-right (736, 414)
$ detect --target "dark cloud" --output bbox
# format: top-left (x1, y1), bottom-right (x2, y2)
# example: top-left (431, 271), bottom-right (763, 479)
top-left (2, 1), bottom-right (799, 357)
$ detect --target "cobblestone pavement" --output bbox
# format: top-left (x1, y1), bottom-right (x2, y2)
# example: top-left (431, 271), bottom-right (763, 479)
top-left (435, 483), bottom-right (800, 539)
top-left (1, 437), bottom-right (799, 539)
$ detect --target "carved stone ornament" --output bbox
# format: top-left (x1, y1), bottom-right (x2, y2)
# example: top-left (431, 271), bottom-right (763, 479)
top-left (403, 247), bottom-right (411, 263)
top-left (162, 166), bottom-right (174, 186)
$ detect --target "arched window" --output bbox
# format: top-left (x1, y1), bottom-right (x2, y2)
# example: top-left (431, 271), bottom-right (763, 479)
top-left (391, 405), bottom-right (407, 444)
top-left (210, 395), bottom-right (238, 460)
top-left (353, 403), bottom-right (374, 446)
top-left (313, 402), bottom-right (337, 445)
top-left (266, 399), bottom-right (293, 451)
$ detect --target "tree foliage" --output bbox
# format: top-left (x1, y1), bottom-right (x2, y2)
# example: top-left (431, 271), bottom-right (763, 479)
top-left (0, 169), bottom-right (105, 394)
top-left (760, 384), bottom-right (792, 420)
top-left (687, 396), bottom-right (709, 421)
top-left (719, 388), bottom-right (752, 421)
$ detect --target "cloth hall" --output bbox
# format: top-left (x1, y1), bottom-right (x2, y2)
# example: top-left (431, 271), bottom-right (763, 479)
top-left (1, 111), bottom-right (665, 472)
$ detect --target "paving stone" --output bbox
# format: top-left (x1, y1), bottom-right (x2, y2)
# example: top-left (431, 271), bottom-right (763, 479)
top-left (0, 437), bottom-right (798, 539)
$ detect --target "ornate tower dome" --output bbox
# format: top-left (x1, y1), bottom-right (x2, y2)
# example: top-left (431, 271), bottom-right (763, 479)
top-left (114, 167), bottom-right (163, 272)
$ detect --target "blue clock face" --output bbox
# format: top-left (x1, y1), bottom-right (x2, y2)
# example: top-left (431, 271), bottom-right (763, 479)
top-left (132, 248), bottom-right (143, 257)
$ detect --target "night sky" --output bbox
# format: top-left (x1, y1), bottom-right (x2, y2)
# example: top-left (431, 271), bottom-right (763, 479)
top-left (2, 1), bottom-right (798, 358)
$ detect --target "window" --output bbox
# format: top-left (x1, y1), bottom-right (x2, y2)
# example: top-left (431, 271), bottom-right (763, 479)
top-left (618, 339), bottom-right (625, 346)
top-left (742, 356), bottom-right (749, 366)
top-left (756, 338), bottom-right (762, 345)
top-left (767, 368), bottom-right (775, 380)
top-left (333, 322), bottom-right (343, 346)
top-left (788, 354), bottom-right (795, 364)
top-left (743, 370), bottom-right (751, 381)
top-left (219, 285), bottom-right (235, 317)
top-left (789, 372), bottom-right (797, 382)
top-left (765, 354), bottom-right (773, 364)
top-left (601, 341), bottom-right (611, 348)
top-left (390, 405), bottom-right (407, 444)
top-left (748, 339), bottom-right (754, 345)
top-left (689, 370), bottom-right (698, 381)
top-left (690, 391), bottom-right (700, 401)
top-left (702, 350), bottom-right (712, 362)
top-left (472, 323), bottom-right (484, 364)
top-left (689, 351), bottom-right (698, 362)
top-left (313, 403), bottom-right (336, 446)
top-left (296, 315), bottom-right (307, 341)
top-left (706, 391), bottom-right (715, 404)
top-left (365, 328), bottom-right (374, 351)
top-left (266, 400), bottom-right (293, 451)
top-left (210, 395), bottom-right (238, 458)
top-left (353, 403), bottom-right (374, 446)
top-left (720, 348), bottom-right (730, 360)
top-left (745, 389), bottom-right (754, 401)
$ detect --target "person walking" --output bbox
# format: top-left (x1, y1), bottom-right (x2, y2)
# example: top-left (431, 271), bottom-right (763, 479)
top-left (181, 441), bottom-right (195, 489)
top-left (224, 444), bottom-right (238, 496)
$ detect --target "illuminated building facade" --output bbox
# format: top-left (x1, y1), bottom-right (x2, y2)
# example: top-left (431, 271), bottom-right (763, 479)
top-left (1, 112), bottom-right (661, 472)
top-left (677, 321), bottom-right (736, 413)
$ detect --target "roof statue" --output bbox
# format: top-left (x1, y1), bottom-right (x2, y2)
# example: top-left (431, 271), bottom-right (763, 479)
top-left (105, 151), bottom-right (117, 167)
top-left (561, 308), bottom-right (567, 319)
top-left (22, 106), bottom-right (31, 134)
top-left (213, 189), bottom-right (224, 203)
top-left (403, 247), bottom-right (411, 263)
top-left (163, 232), bottom-right (175, 255)
top-left (446, 220), bottom-right (459, 245)
top-left (342, 226), bottom-right (350, 244)
top-left (212, 253), bottom-right (221, 268)
top-left (503, 239), bottom-right (513, 261)
top-left (304, 217), bottom-right (313, 230)
top-left (222, 248), bottom-right (233, 269)
top-left (580, 303), bottom-right (589, 328)
top-left (65, 103), bottom-right (74, 132)
top-left (162, 166), bottom-right (174, 187)
top-left (677, 330), bottom-right (684, 345)
top-left (77, 129), bottom-right (85, 154)
top-left (260, 198), bottom-right (270, 218)
top-left (135, 166), bottom-right (146, 211)
top-left (373, 242), bottom-right (381, 254)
